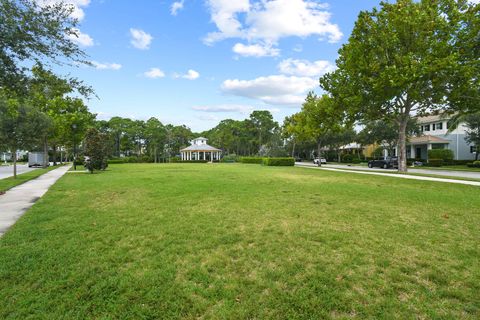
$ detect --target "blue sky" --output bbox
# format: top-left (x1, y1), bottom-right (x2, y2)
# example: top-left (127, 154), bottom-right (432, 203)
top-left (51, 0), bottom-right (382, 132)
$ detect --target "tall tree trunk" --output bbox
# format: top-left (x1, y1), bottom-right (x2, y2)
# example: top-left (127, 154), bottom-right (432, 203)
top-left (13, 151), bottom-right (17, 179)
top-left (154, 145), bottom-right (158, 163)
top-left (53, 144), bottom-right (57, 166)
top-left (43, 138), bottom-right (48, 168)
top-left (317, 140), bottom-right (322, 166)
top-left (337, 150), bottom-right (341, 163)
top-left (291, 140), bottom-right (296, 157)
top-left (398, 117), bottom-right (408, 172)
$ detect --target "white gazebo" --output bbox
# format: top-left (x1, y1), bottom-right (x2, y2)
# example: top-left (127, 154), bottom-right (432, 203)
top-left (180, 137), bottom-right (221, 162)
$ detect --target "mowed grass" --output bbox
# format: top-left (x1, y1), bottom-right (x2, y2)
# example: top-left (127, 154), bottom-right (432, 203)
top-left (0, 164), bottom-right (479, 319)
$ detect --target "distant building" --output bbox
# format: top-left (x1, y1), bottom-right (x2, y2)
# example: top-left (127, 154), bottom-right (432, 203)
top-left (407, 114), bottom-right (476, 160)
top-left (180, 137), bottom-right (221, 162)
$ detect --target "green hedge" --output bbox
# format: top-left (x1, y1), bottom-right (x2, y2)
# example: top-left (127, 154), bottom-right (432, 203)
top-left (428, 149), bottom-right (454, 161)
top-left (427, 159), bottom-right (444, 167)
top-left (240, 157), bottom-right (264, 164)
top-left (467, 161), bottom-right (480, 168)
top-left (262, 157), bottom-right (295, 166)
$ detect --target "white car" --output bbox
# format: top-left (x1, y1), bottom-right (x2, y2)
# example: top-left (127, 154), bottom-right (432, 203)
top-left (313, 158), bottom-right (327, 165)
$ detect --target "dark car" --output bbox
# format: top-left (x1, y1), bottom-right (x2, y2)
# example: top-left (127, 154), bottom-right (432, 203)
top-left (368, 156), bottom-right (398, 169)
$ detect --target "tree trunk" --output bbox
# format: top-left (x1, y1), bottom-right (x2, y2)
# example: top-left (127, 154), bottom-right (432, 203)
top-left (43, 138), bottom-right (48, 168)
top-left (13, 151), bottom-right (17, 179)
top-left (154, 145), bottom-right (158, 163)
top-left (291, 140), bottom-right (296, 157)
top-left (337, 150), bottom-right (341, 163)
top-left (398, 117), bottom-right (408, 172)
top-left (53, 145), bottom-right (57, 166)
top-left (317, 140), bottom-right (322, 166)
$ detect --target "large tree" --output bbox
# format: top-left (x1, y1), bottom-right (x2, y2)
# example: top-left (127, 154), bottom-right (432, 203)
top-left (320, 0), bottom-right (479, 172)
top-left (0, 94), bottom-right (51, 178)
top-left (0, 0), bottom-right (89, 94)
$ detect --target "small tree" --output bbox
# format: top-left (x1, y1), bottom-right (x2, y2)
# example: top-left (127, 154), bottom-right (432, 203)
top-left (0, 94), bottom-right (51, 178)
top-left (84, 128), bottom-right (109, 173)
top-left (464, 113), bottom-right (480, 160)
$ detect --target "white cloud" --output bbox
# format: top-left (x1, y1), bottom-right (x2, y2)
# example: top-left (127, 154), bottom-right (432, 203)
top-left (204, 0), bottom-right (342, 53)
top-left (204, 0), bottom-right (250, 44)
top-left (174, 69), bottom-right (200, 80)
top-left (221, 75), bottom-right (316, 105)
top-left (278, 58), bottom-right (335, 77)
top-left (144, 68), bottom-right (165, 79)
top-left (293, 44), bottom-right (303, 52)
top-left (196, 114), bottom-right (221, 121)
top-left (192, 104), bottom-right (254, 114)
top-left (91, 61), bottom-right (122, 70)
top-left (130, 28), bottom-right (153, 50)
top-left (171, 0), bottom-right (185, 15)
top-left (35, 0), bottom-right (90, 21)
top-left (69, 28), bottom-right (94, 46)
top-left (232, 43), bottom-right (280, 57)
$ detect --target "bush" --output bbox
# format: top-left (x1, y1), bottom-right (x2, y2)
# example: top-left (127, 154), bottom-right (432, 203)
top-left (452, 159), bottom-right (473, 165)
top-left (240, 157), bottom-right (264, 164)
top-left (467, 161), bottom-right (480, 168)
top-left (427, 159), bottom-right (444, 167)
top-left (262, 157), bottom-right (295, 166)
top-left (221, 154), bottom-right (237, 163)
top-left (351, 158), bottom-right (361, 164)
top-left (428, 149), bottom-right (454, 161)
top-left (341, 154), bottom-right (354, 163)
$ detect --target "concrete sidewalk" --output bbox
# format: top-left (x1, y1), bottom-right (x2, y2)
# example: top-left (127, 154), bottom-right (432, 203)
top-left (0, 165), bottom-right (71, 237)
top-left (296, 163), bottom-right (480, 187)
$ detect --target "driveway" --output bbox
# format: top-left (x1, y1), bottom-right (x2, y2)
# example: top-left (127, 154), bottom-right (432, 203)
top-left (0, 164), bottom-right (38, 180)
top-left (296, 162), bottom-right (480, 180)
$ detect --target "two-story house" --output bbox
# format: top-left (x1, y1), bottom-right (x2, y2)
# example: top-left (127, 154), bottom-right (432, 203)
top-left (407, 114), bottom-right (476, 160)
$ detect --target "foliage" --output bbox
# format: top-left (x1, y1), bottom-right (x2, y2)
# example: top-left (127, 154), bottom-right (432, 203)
top-left (0, 0), bottom-right (89, 94)
top-left (0, 94), bottom-right (51, 177)
top-left (221, 154), bottom-right (238, 163)
top-left (467, 161), bottom-right (480, 168)
top-left (428, 149), bottom-right (454, 161)
top-left (240, 157), bottom-right (264, 164)
top-left (262, 157), bottom-right (295, 166)
top-left (464, 113), bottom-right (480, 160)
top-left (202, 111), bottom-right (281, 156)
top-left (1, 164), bottom-right (479, 318)
top-left (320, 0), bottom-right (480, 172)
top-left (83, 128), bottom-right (109, 173)
top-left (427, 159), bottom-right (444, 167)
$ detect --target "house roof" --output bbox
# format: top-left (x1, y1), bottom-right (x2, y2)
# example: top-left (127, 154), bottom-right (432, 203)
top-left (180, 144), bottom-right (221, 152)
top-left (193, 137), bottom-right (208, 141)
top-left (408, 135), bottom-right (450, 145)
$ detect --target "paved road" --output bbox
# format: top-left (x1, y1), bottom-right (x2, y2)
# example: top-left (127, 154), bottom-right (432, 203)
top-left (0, 165), bottom-right (71, 237)
top-left (0, 164), bottom-right (37, 180)
top-left (296, 162), bottom-right (480, 179)
top-left (295, 162), bottom-right (480, 186)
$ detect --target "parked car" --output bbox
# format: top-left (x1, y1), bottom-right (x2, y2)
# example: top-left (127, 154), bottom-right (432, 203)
top-left (368, 156), bottom-right (398, 169)
top-left (313, 158), bottom-right (327, 165)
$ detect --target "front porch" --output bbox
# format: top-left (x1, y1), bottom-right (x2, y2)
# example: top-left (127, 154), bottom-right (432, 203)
top-left (181, 150), bottom-right (221, 161)
top-left (407, 135), bottom-right (450, 160)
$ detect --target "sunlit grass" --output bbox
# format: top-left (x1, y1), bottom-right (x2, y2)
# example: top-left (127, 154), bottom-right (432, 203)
top-left (0, 163), bottom-right (479, 319)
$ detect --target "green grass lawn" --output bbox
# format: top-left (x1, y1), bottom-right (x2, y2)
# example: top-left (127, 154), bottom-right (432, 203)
top-left (0, 164), bottom-right (65, 193)
top-left (1, 164), bottom-right (479, 319)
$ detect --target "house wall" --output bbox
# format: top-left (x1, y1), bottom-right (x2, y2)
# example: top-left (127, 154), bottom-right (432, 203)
top-left (418, 119), bottom-right (475, 160)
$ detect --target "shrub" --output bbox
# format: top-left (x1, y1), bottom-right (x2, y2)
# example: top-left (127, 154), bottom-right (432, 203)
top-left (178, 160), bottom-right (208, 163)
top-left (221, 154), bottom-right (237, 163)
top-left (262, 157), bottom-right (295, 166)
top-left (341, 154), bottom-right (354, 163)
top-left (351, 158), bottom-right (361, 164)
top-left (240, 157), bottom-right (264, 164)
top-left (427, 159), bottom-right (444, 167)
top-left (467, 161), bottom-right (480, 168)
top-left (428, 149), bottom-right (454, 161)
top-left (452, 160), bottom-right (473, 165)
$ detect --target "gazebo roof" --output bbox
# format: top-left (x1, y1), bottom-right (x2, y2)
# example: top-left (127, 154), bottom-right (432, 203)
top-left (180, 144), bottom-right (221, 152)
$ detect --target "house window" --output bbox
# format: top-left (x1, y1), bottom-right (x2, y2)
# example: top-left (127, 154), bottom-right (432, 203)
top-left (437, 122), bottom-right (443, 130)
top-left (471, 146), bottom-right (477, 154)
top-left (424, 124), bottom-right (430, 131)
top-left (432, 123), bottom-right (436, 131)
